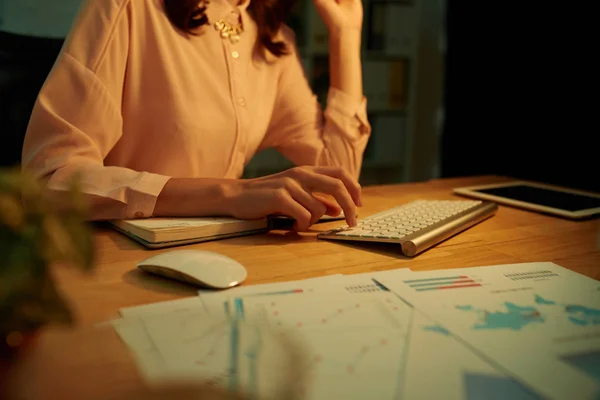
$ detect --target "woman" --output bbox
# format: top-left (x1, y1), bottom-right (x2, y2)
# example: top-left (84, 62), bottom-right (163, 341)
top-left (21, 0), bottom-right (371, 231)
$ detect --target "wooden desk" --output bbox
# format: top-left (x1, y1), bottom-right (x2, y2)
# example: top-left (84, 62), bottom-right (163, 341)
top-left (5, 175), bottom-right (600, 399)
top-left (52, 175), bottom-right (600, 327)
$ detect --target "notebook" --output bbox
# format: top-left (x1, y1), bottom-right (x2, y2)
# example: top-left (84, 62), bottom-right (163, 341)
top-left (110, 213), bottom-right (346, 249)
top-left (110, 217), bottom-right (270, 249)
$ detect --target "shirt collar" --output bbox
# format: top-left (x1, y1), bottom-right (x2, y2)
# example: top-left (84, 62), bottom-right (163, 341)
top-left (238, 0), bottom-right (250, 12)
top-left (206, 0), bottom-right (250, 20)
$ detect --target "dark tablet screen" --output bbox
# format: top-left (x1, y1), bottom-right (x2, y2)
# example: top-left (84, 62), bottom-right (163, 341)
top-left (473, 185), bottom-right (600, 212)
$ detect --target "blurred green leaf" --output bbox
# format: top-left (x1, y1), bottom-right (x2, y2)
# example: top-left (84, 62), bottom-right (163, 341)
top-left (0, 168), bottom-right (95, 336)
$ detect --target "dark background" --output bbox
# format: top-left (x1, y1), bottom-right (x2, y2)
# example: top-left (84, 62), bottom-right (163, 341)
top-left (440, 2), bottom-right (597, 193)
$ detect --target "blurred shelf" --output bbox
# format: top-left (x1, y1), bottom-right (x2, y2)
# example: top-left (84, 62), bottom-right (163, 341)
top-left (359, 165), bottom-right (405, 186)
top-left (242, 0), bottom-right (437, 186)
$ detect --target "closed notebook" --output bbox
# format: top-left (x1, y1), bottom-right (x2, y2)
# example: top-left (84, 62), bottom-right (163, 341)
top-left (110, 217), bottom-right (270, 249)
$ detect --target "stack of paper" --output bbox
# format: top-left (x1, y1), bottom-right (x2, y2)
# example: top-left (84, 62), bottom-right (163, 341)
top-left (111, 262), bottom-right (600, 400)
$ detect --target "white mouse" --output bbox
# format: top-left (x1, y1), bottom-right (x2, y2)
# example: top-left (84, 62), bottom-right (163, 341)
top-left (137, 250), bottom-right (247, 289)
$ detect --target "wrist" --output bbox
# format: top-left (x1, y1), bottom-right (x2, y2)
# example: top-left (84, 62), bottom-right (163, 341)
top-left (154, 177), bottom-right (238, 217)
top-left (328, 26), bottom-right (362, 48)
top-left (219, 179), bottom-right (246, 215)
top-left (328, 26), bottom-right (363, 102)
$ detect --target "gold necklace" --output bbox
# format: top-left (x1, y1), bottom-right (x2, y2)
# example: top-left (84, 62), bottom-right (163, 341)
top-left (213, 18), bottom-right (243, 44)
top-left (197, 0), bottom-right (243, 44)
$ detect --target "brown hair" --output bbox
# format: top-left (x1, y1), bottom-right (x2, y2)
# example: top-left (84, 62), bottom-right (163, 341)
top-left (163, 0), bottom-right (296, 56)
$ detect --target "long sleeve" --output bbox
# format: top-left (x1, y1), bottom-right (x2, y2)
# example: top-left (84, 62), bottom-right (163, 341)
top-left (261, 28), bottom-right (372, 179)
top-left (21, 0), bottom-right (170, 220)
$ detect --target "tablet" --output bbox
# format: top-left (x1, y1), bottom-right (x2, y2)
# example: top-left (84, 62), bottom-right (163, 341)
top-left (453, 181), bottom-right (600, 220)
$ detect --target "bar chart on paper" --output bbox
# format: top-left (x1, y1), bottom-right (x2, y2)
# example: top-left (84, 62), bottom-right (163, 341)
top-left (402, 275), bottom-right (484, 291)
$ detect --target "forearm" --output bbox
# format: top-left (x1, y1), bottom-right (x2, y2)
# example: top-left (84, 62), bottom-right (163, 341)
top-left (154, 178), bottom-right (235, 217)
top-left (328, 28), bottom-right (363, 102)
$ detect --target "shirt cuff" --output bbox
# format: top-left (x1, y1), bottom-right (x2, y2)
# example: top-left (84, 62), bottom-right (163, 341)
top-left (125, 172), bottom-right (171, 219)
top-left (325, 87), bottom-right (372, 137)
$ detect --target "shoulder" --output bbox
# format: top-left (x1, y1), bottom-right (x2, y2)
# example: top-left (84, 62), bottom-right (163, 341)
top-left (63, 0), bottom-right (169, 71)
top-left (70, 0), bottom-right (132, 32)
top-left (62, 0), bottom-right (133, 70)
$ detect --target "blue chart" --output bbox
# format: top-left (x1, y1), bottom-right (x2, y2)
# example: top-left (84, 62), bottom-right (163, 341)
top-left (464, 373), bottom-right (541, 400)
top-left (456, 303), bottom-right (544, 331)
top-left (562, 350), bottom-right (600, 384)
top-left (456, 294), bottom-right (600, 331)
top-left (422, 324), bottom-right (451, 335)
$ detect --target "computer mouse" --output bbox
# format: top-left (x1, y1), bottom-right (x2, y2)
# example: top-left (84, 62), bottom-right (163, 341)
top-left (137, 250), bottom-right (247, 289)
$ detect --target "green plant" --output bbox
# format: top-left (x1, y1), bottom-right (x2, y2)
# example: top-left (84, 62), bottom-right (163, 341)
top-left (0, 168), bottom-right (95, 353)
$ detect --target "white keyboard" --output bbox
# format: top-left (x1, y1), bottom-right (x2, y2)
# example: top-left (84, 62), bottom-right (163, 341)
top-left (317, 200), bottom-right (498, 256)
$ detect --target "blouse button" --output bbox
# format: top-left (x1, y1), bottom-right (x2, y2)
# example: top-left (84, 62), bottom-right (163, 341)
top-left (237, 97), bottom-right (246, 107)
top-left (232, 50), bottom-right (239, 59)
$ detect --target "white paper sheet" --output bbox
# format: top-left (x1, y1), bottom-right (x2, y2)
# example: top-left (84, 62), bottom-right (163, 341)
top-left (111, 318), bottom-right (165, 380)
top-left (314, 272), bottom-right (539, 400)
top-left (119, 296), bottom-right (207, 318)
top-left (376, 262), bottom-right (600, 400)
top-left (112, 263), bottom-right (599, 399)
top-left (231, 291), bottom-right (412, 399)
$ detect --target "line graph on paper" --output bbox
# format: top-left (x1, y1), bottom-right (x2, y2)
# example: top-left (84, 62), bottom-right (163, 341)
top-left (269, 301), bottom-right (365, 328)
top-left (298, 331), bottom-right (407, 375)
top-left (182, 323), bottom-right (230, 367)
top-left (248, 294), bottom-right (408, 331)
top-left (285, 308), bottom-right (415, 400)
top-left (144, 315), bottom-right (233, 376)
top-left (225, 293), bottom-right (415, 398)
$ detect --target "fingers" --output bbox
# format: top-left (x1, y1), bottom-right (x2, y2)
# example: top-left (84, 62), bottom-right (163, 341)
top-left (309, 166), bottom-right (362, 207)
top-left (292, 168), bottom-right (358, 227)
top-left (270, 181), bottom-right (342, 231)
top-left (271, 189), bottom-right (313, 231)
top-left (286, 183), bottom-right (328, 226)
top-left (314, 194), bottom-right (343, 217)
top-left (272, 166), bottom-right (362, 207)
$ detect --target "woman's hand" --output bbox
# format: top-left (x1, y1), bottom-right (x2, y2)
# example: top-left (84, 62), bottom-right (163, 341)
top-left (224, 166), bottom-right (361, 231)
top-left (312, 0), bottom-right (364, 35)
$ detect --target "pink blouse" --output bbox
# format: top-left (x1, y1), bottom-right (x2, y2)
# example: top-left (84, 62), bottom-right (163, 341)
top-left (22, 0), bottom-right (371, 220)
